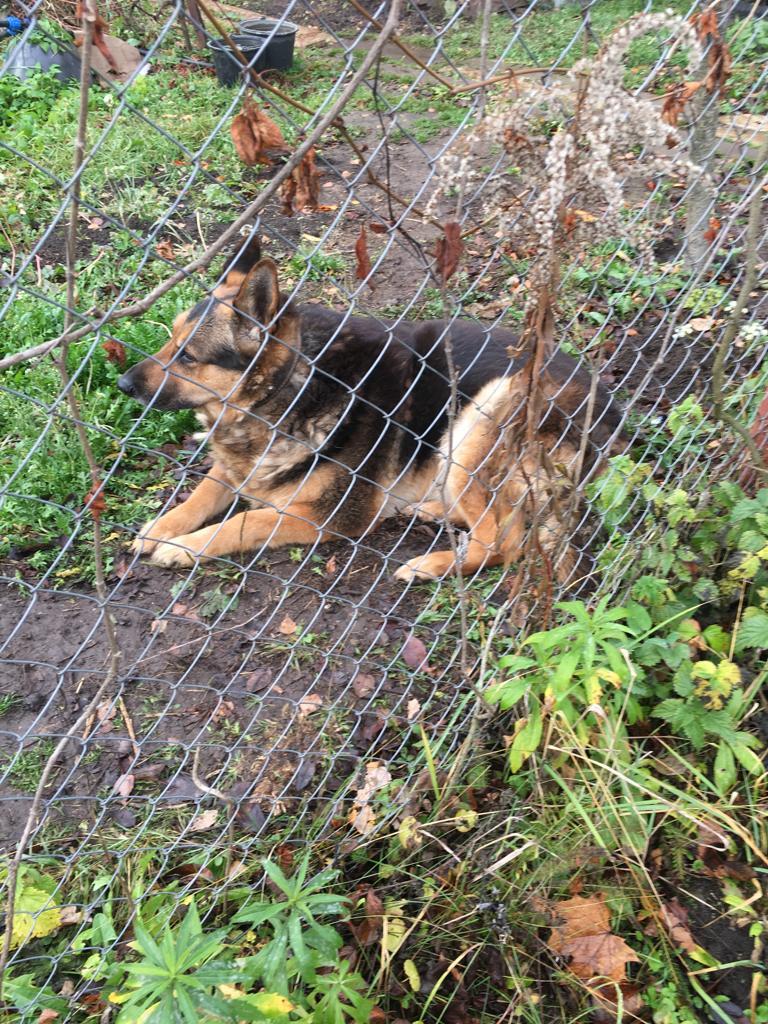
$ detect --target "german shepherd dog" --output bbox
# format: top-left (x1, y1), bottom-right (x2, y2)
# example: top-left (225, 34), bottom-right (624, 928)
top-left (119, 236), bottom-right (622, 581)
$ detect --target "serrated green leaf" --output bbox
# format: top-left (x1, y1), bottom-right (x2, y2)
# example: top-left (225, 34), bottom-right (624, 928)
top-left (735, 610), bottom-right (768, 652)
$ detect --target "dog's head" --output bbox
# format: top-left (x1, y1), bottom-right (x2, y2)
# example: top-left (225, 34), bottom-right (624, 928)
top-left (118, 235), bottom-right (300, 413)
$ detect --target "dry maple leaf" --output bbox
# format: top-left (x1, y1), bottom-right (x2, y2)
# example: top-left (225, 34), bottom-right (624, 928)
top-left (231, 100), bottom-right (286, 166)
top-left (278, 615), bottom-right (297, 635)
top-left (281, 148), bottom-right (321, 215)
top-left (355, 225), bottom-right (373, 289)
top-left (547, 895), bottom-right (640, 984)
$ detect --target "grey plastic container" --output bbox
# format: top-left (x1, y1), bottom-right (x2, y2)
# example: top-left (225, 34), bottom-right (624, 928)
top-left (237, 17), bottom-right (297, 70)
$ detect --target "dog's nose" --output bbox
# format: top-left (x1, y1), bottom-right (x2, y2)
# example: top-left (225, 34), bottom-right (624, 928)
top-left (117, 372), bottom-right (135, 396)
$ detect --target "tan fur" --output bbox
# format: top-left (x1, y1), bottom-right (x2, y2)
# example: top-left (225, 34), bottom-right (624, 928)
top-left (128, 253), bottom-right (617, 578)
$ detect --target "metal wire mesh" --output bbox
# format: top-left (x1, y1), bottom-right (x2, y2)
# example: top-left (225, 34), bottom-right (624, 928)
top-left (1, 0), bottom-right (767, 1009)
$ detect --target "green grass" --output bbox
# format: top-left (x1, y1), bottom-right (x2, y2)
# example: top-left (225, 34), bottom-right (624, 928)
top-left (402, 1), bottom-right (765, 107)
top-left (3, 739), bottom-right (56, 793)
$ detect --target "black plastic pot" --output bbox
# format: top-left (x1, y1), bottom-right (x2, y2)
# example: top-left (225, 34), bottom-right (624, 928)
top-left (208, 34), bottom-right (268, 87)
top-left (4, 39), bottom-right (82, 83)
top-left (238, 17), bottom-right (297, 71)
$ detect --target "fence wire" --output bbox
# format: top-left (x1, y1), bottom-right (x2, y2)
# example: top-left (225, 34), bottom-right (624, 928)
top-left (0, 0), bottom-right (767, 1012)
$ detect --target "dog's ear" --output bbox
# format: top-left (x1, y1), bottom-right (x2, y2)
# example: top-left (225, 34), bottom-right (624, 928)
top-left (234, 257), bottom-right (280, 327)
top-left (214, 233), bottom-right (262, 297)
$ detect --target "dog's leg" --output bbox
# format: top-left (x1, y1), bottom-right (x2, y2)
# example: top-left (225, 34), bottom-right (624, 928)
top-left (150, 503), bottom-right (327, 567)
top-left (394, 461), bottom-right (505, 581)
top-left (133, 463), bottom-right (236, 556)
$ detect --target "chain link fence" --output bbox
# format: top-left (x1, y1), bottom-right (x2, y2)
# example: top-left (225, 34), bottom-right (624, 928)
top-left (0, 0), bottom-right (767, 1013)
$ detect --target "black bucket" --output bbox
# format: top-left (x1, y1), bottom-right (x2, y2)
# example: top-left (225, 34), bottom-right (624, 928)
top-left (4, 39), bottom-right (83, 83)
top-left (237, 17), bottom-right (297, 71)
top-left (208, 34), bottom-right (268, 87)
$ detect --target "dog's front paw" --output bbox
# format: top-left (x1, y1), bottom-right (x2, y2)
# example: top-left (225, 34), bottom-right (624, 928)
top-left (131, 518), bottom-right (178, 557)
top-left (394, 554), bottom-right (453, 583)
top-left (149, 538), bottom-right (197, 568)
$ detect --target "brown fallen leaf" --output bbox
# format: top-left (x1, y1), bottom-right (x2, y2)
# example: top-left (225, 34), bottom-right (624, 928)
top-left (435, 220), bottom-right (463, 284)
top-left (349, 761), bottom-right (392, 835)
top-left (401, 634), bottom-right (430, 672)
top-left (406, 698), bottom-right (421, 722)
top-left (643, 898), bottom-right (697, 953)
top-left (325, 555), bottom-right (338, 575)
top-left (298, 693), bottom-right (323, 718)
top-left (353, 673), bottom-right (375, 699)
top-left (112, 772), bottom-right (135, 799)
top-left (211, 699), bottom-right (235, 723)
top-left (351, 887), bottom-right (385, 946)
top-left (189, 808), bottom-right (219, 832)
top-left (547, 894), bottom-right (640, 984)
top-left (281, 147), bottom-right (321, 215)
top-left (156, 239), bottom-right (175, 260)
top-left (279, 615), bottom-right (298, 635)
top-left (37, 1010), bottom-right (60, 1023)
top-left (231, 99), bottom-right (286, 166)
top-left (591, 981), bottom-right (644, 1023)
top-left (355, 225), bottom-right (373, 289)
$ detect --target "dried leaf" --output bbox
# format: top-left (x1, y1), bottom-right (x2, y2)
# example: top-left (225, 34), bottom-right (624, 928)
top-left (231, 99), bottom-right (286, 166)
top-left (401, 634), bottom-right (430, 672)
top-left (406, 698), bottom-right (421, 722)
top-left (703, 216), bottom-right (721, 244)
top-left (112, 772), bottom-right (135, 799)
top-left (156, 239), bottom-right (175, 260)
top-left (77, 1), bottom-right (117, 71)
top-left (661, 81), bottom-right (702, 126)
top-left (298, 693), bottom-right (323, 718)
top-left (547, 895), bottom-right (640, 983)
top-left (590, 981), bottom-right (644, 1023)
top-left (211, 699), bottom-right (235, 723)
top-left (37, 1009), bottom-right (60, 1023)
top-left (353, 673), bottom-right (375, 699)
top-left (369, 222), bottom-right (387, 234)
top-left (355, 225), bottom-right (373, 289)
top-left (101, 338), bottom-right (127, 367)
top-left (84, 479), bottom-right (107, 521)
top-left (281, 148), bottom-right (321, 215)
top-left (279, 615), bottom-right (298, 635)
top-left (435, 221), bottom-right (463, 284)
top-left (351, 887), bottom-right (385, 946)
top-left (693, 10), bottom-right (731, 95)
top-left (657, 899), bottom-right (697, 953)
top-left (189, 808), bottom-right (219, 832)
top-left (325, 555), bottom-right (338, 575)
top-left (688, 316), bottom-right (716, 331)
top-left (349, 762), bottom-right (392, 834)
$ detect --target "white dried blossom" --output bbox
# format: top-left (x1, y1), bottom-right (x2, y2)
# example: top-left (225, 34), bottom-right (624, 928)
top-left (429, 11), bottom-right (709, 295)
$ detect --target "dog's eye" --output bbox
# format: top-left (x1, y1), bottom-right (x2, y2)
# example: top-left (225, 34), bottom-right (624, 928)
top-left (178, 349), bottom-right (196, 365)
